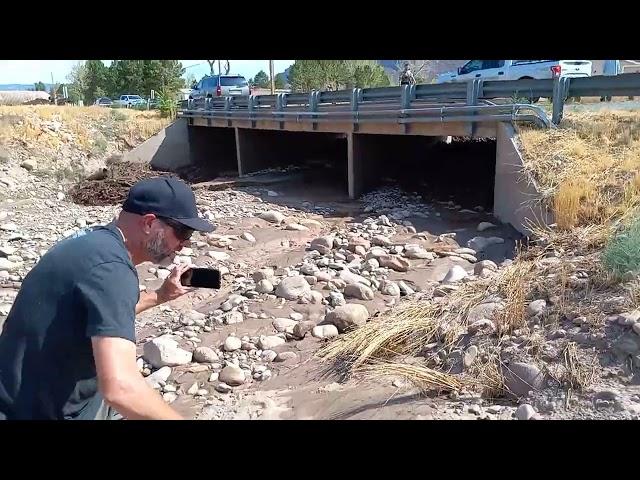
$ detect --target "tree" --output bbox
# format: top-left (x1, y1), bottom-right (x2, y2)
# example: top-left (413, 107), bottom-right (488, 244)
top-left (84, 60), bottom-right (109, 104)
top-left (206, 60), bottom-right (216, 75)
top-left (66, 62), bottom-right (87, 104)
top-left (288, 60), bottom-right (387, 92)
top-left (274, 72), bottom-right (287, 89)
top-left (253, 70), bottom-right (269, 88)
top-left (184, 73), bottom-right (197, 89)
top-left (34, 81), bottom-right (46, 91)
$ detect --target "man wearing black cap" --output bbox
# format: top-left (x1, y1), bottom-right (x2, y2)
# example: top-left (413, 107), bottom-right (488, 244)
top-left (0, 176), bottom-right (214, 420)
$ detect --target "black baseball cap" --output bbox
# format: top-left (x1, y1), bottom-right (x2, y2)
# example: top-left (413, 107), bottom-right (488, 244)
top-left (122, 176), bottom-right (215, 232)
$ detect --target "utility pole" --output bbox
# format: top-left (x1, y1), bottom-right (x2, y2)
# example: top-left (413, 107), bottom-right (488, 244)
top-left (51, 72), bottom-right (57, 105)
top-left (269, 60), bottom-right (275, 94)
top-left (218, 60), bottom-right (221, 76)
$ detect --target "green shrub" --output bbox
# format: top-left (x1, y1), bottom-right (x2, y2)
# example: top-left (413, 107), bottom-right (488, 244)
top-left (603, 217), bottom-right (640, 277)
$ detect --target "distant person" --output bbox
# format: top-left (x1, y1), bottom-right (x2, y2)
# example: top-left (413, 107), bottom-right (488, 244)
top-left (601, 60), bottom-right (622, 102)
top-left (399, 63), bottom-right (416, 86)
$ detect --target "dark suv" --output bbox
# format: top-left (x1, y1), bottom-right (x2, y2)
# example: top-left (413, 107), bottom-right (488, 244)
top-left (190, 75), bottom-right (251, 99)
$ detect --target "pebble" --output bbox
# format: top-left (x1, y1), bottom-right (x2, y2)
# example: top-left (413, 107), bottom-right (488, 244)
top-left (258, 211), bottom-right (285, 224)
top-left (329, 291), bottom-right (346, 307)
top-left (312, 324), bottom-right (339, 339)
top-left (463, 345), bottom-right (478, 368)
top-left (275, 351), bottom-right (298, 362)
top-left (286, 223), bottom-right (309, 231)
top-left (275, 275), bottom-right (311, 300)
top-left (224, 336), bottom-right (242, 352)
top-left (344, 283), bottom-right (374, 300)
top-left (215, 383), bottom-right (233, 393)
top-left (193, 347), bottom-right (219, 363)
top-left (241, 232), bottom-right (256, 242)
top-left (219, 365), bottom-right (246, 386)
top-left (443, 265), bottom-right (468, 283)
top-left (143, 336), bottom-right (193, 368)
top-left (261, 350), bottom-right (278, 362)
top-left (515, 404), bottom-right (537, 420)
top-left (258, 335), bottom-right (286, 350)
top-left (527, 299), bottom-right (547, 317)
top-left (256, 279), bottom-right (274, 293)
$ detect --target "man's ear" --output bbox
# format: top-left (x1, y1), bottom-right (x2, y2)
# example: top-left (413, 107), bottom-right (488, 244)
top-left (140, 214), bottom-right (157, 234)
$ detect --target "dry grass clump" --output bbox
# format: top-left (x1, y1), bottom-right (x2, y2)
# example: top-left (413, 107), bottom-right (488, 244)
top-left (519, 110), bottom-right (640, 230)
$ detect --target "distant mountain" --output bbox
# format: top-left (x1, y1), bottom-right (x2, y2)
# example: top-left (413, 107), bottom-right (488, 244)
top-left (0, 83), bottom-right (54, 91)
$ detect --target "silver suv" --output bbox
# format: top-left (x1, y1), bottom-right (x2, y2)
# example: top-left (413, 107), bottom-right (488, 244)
top-left (190, 75), bottom-right (251, 99)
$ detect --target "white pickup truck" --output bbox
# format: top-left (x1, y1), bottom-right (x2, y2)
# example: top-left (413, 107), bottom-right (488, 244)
top-left (436, 60), bottom-right (592, 84)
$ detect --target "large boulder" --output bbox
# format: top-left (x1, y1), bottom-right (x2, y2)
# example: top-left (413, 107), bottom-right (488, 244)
top-left (143, 336), bottom-right (193, 368)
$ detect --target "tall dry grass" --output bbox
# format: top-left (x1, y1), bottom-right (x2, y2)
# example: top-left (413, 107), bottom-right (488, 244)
top-left (519, 110), bottom-right (640, 231)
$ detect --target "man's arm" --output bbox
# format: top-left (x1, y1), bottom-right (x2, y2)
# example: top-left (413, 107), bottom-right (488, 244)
top-left (92, 336), bottom-right (183, 420)
top-left (136, 264), bottom-right (193, 315)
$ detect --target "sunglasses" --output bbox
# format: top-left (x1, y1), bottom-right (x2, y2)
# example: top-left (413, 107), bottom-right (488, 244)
top-left (157, 216), bottom-right (194, 241)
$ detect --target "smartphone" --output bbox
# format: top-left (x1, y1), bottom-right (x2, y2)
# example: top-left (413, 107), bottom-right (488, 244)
top-left (180, 268), bottom-right (222, 289)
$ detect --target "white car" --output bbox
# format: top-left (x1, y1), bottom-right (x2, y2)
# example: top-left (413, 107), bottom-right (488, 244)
top-left (436, 60), bottom-right (592, 84)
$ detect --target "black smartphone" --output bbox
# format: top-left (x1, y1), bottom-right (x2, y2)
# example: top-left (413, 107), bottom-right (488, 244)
top-left (180, 268), bottom-right (221, 289)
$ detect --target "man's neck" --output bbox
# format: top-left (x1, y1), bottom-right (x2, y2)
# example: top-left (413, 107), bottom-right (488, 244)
top-left (114, 221), bottom-right (138, 265)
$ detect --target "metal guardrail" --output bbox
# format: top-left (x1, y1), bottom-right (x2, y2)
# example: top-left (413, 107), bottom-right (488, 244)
top-left (179, 73), bottom-right (640, 129)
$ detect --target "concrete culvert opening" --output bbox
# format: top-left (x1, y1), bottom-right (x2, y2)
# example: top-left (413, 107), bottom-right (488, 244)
top-left (178, 126), bottom-right (239, 181)
top-left (380, 136), bottom-right (497, 211)
top-left (236, 129), bottom-right (349, 198)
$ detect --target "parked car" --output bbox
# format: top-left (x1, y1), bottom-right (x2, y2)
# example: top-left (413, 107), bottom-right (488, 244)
top-left (94, 97), bottom-right (113, 107)
top-left (189, 75), bottom-right (251, 99)
top-left (114, 94), bottom-right (146, 108)
top-left (436, 60), bottom-right (592, 83)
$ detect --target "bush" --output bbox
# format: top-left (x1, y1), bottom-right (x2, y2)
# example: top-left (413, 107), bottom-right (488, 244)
top-left (602, 217), bottom-right (640, 277)
top-left (111, 109), bottom-right (128, 121)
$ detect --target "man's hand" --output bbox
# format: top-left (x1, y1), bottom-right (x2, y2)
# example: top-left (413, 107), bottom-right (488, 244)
top-left (135, 264), bottom-right (194, 315)
top-left (156, 263), bottom-right (194, 304)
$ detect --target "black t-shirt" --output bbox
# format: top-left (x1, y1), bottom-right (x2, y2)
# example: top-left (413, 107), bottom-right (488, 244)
top-left (0, 222), bottom-right (139, 420)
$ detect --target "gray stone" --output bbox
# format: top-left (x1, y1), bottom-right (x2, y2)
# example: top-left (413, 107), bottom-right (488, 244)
top-left (187, 382), bottom-right (199, 395)
top-left (463, 345), bottom-right (478, 368)
top-left (403, 245), bottom-right (434, 260)
top-left (515, 404), bottom-right (537, 420)
top-left (443, 265), bottom-right (468, 283)
top-left (310, 236), bottom-right (334, 255)
top-left (344, 283), bottom-right (374, 301)
top-left (468, 319), bottom-right (497, 335)
top-left (144, 366), bottom-right (172, 389)
top-left (273, 318), bottom-right (297, 333)
top-left (224, 336), bottom-right (242, 352)
top-left (329, 291), bottom-right (346, 307)
top-left (256, 279), bottom-right (274, 293)
top-left (381, 281), bottom-right (401, 297)
top-left (261, 350), bottom-right (278, 362)
top-left (163, 392), bottom-right (177, 403)
top-left (20, 160), bottom-right (37, 171)
top-left (338, 269), bottom-right (371, 287)
top-left (502, 362), bottom-right (545, 398)
top-left (467, 236), bottom-right (504, 252)
top-left (398, 281), bottom-right (415, 296)
top-left (372, 235), bottom-right (392, 247)
top-left (467, 302), bottom-right (501, 323)
top-left (286, 223), bottom-right (309, 231)
top-left (208, 250), bottom-right (230, 261)
top-left (258, 335), bottom-right (286, 350)
top-left (300, 263), bottom-right (319, 276)
top-left (219, 365), bottom-right (246, 386)
top-left (325, 304), bottom-right (369, 332)
top-left (477, 222), bottom-right (497, 232)
top-left (241, 232), bottom-right (256, 243)
top-left (275, 276), bottom-right (311, 300)
top-left (216, 383), bottom-right (233, 393)
top-left (618, 310), bottom-right (640, 326)
top-left (290, 312), bottom-right (304, 321)
top-left (143, 336), bottom-right (193, 368)
top-left (527, 299), bottom-right (547, 317)
top-left (259, 211), bottom-right (285, 224)
top-left (312, 324), bottom-right (339, 339)
top-left (293, 321), bottom-right (316, 339)
top-left (378, 255), bottom-right (410, 272)
top-left (275, 351), bottom-right (299, 362)
top-left (302, 290), bottom-right (324, 304)
top-left (252, 268), bottom-right (275, 282)
top-left (193, 347), bottom-right (219, 363)
top-left (474, 260), bottom-right (498, 276)
top-left (224, 311), bottom-right (244, 325)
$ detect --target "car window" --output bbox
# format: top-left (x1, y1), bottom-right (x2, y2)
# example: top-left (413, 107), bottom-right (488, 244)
top-left (460, 60), bottom-right (484, 74)
top-left (481, 60), bottom-right (505, 69)
top-left (220, 76), bottom-right (248, 87)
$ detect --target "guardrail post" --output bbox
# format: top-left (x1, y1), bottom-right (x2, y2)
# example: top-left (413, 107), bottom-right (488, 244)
top-left (275, 93), bottom-right (285, 129)
top-left (224, 96), bottom-right (232, 126)
top-left (309, 90), bottom-right (319, 131)
top-left (248, 95), bottom-right (257, 128)
top-left (552, 76), bottom-right (569, 125)
top-left (350, 88), bottom-right (361, 132)
top-left (466, 79), bottom-right (482, 136)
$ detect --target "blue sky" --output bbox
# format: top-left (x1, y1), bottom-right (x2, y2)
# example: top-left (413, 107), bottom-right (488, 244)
top-left (0, 60), bottom-right (295, 85)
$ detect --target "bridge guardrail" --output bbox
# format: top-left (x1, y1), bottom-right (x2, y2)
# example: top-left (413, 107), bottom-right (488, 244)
top-left (181, 73), bottom-right (640, 127)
